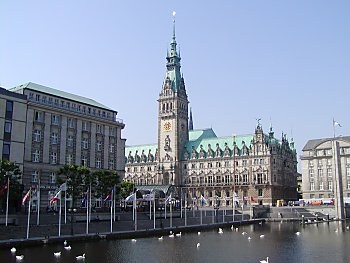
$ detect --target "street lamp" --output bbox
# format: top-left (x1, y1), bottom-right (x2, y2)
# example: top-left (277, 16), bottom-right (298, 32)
top-left (68, 208), bottom-right (77, 235)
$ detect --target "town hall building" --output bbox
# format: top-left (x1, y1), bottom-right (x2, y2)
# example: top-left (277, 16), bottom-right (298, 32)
top-left (124, 17), bottom-right (298, 207)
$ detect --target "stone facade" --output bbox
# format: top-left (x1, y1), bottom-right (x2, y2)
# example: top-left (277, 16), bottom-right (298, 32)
top-left (7, 82), bottom-right (126, 210)
top-left (301, 137), bottom-right (350, 201)
top-left (0, 87), bottom-right (27, 175)
top-left (124, 19), bottom-right (298, 207)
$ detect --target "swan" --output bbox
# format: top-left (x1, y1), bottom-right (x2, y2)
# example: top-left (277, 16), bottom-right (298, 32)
top-left (54, 251), bottom-right (61, 257)
top-left (131, 239), bottom-right (137, 242)
top-left (260, 256), bottom-right (269, 263)
top-left (196, 243), bottom-right (200, 248)
top-left (76, 253), bottom-right (85, 260)
top-left (63, 240), bottom-right (67, 246)
top-left (296, 232), bottom-right (300, 236)
top-left (218, 228), bottom-right (223, 234)
top-left (10, 247), bottom-right (16, 253)
top-left (176, 232), bottom-right (182, 237)
top-left (235, 228), bottom-right (239, 232)
top-left (242, 232), bottom-right (247, 235)
top-left (16, 255), bottom-right (24, 261)
top-left (64, 245), bottom-right (72, 251)
top-left (198, 231), bottom-right (201, 235)
top-left (248, 236), bottom-right (252, 240)
top-left (259, 234), bottom-right (265, 238)
top-left (169, 233), bottom-right (175, 238)
top-left (158, 236), bottom-right (163, 240)
top-left (231, 225), bottom-right (234, 231)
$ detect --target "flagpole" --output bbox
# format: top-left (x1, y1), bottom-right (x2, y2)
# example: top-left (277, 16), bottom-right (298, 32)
top-left (134, 191), bottom-right (137, 231)
top-left (180, 188), bottom-right (183, 218)
top-left (333, 118), bottom-right (336, 138)
top-left (36, 177), bottom-right (40, 225)
top-left (110, 188), bottom-right (113, 232)
top-left (164, 197), bottom-right (167, 219)
top-left (26, 189), bottom-right (31, 239)
top-left (86, 187), bottom-right (89, 234)
top-left (153, 195), bottom-right (156, 229)
top-left (170, 194), bottom-right (172, 228)
top-left (184, 191), bottom-right (187, 226)
top-left (64, 189), bottom-right (67, 224)
top-left (59, 191), bottom-right (62, 237)
top-left (5, 177), bottom-right (9, 227)
top-left (113, 185), bottom-right (116, 222)
top-left (89, 183), bottom-right (91, 223)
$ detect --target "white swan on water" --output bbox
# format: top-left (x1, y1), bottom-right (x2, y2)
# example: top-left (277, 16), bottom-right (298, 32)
top-left (260, 256), bottom-right (269, 263)
top-left (64, 245), bottom-right (72, 251)
top-left (10, 247), bottom-right (16, 253)
top-left (76, 253), bottom-right (85, 260)
top-left (16, 255), bottom-right (24, 261)
top-left (196, 243), bottom-right (200, 248)
top-left (54, 251), bottom-right (61, 257)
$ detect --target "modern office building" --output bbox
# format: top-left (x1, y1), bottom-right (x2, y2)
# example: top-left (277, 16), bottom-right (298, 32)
top-left (8, 82), bottom-right (126, 210)
top-left (124, 19), bottom-right (298, 206)
top-left (301, 137), bottom-right (350, 201)
top-left (0, 87), bottom-right (27, 175)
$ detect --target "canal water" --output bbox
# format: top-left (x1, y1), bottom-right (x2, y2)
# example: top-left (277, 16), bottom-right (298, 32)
top-left (0, 221), bottom-right (349, 263)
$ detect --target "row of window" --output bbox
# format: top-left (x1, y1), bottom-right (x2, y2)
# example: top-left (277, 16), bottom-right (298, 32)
top-left (31, 150), bottom-right (116, 169)
top-left (32, 130), bottom-right (116, 152)
top-left (2, 100), bottom-right (14, 160)
top-left (310, 180), bottom-right (350, 191)
top-left (30, 92), bottom-right (114, 120)
top-left (308, 148), bottom-right (350, 157)
top-left (309, 167), bottom-right (350, 177)
top-left (34, 112), bottom-right (117, 136)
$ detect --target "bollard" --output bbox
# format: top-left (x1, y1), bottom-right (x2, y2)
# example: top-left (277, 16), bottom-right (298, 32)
top-left (302, 215), bottom-right (305, 225)
top-left (326, 214), bottom-right (329, 222)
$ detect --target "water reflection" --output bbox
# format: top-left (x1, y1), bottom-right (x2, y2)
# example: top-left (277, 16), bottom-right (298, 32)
top-left (0, 221), bottom-right (349, 263)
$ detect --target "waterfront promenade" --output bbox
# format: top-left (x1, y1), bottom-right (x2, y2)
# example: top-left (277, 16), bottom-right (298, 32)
top-left (0, 208), bottom-right (253, 247)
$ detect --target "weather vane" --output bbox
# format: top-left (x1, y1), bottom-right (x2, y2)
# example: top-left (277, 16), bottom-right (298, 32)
top-left (172, 11), bottom-right (176, 22)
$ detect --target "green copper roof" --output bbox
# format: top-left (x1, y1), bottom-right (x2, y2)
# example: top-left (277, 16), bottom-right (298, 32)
top-left (10, 82), bottom-right (113, 110)
top-left (189, 128), bottom-right (217, 141)
top-left (125, 143), bottom-right (158, 162)
top-left (185, 134), bottom-right (255, 155)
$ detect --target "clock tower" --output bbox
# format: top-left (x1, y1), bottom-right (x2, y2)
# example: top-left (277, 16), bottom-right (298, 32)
top-left (157, 13), bottom-right (189, 186)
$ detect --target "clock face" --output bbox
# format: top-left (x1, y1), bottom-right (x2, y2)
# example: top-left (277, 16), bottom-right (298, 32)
top-left (164, 121), bottom-right (172, 131)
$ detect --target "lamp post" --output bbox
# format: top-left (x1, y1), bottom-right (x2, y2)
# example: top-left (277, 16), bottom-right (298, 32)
top-left (5, 172), bottom-right (10, 227)
top-left (68, 207), bottom-right (77, 235)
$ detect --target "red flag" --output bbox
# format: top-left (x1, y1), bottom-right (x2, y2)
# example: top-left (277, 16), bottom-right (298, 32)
top-left (0, 179), bottom-right (8, 196)
top-left (22, 189), bottom-right (31, 205)
top-left (50, 190), bottom-right (61, 205)
top-left (250, 196), bottom-right (255, 202)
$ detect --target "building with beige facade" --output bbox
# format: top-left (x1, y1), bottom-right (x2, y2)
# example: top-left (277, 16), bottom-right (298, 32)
top-left (0, 87), bottom-right (27, 174)
top-left (124, 19), bottom-right (298, 207)
top-left (8, 82), bottom-right (125, 210)
top-left (301, 137), bottom-right (350, 209)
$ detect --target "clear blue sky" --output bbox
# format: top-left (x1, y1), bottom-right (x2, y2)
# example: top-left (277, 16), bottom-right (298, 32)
top-left (1, 1), bottom-right (349, 167)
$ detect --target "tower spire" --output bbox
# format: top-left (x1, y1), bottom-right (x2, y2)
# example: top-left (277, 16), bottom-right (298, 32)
top-left (189, 108), bottom-right (194, 131)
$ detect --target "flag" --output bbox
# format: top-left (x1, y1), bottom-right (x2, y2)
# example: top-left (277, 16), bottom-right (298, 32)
top-left (58, 182), bottom-right (67, 192)
top-left (250, 196), bottom-right (255, 202)
top-left (165, 194), bottom-right (172, 204)
top-left (50, 190), bottom-right (61, 205)
top-left (22, 189), bottom-right (31, 205)
top-left (0, 179), bottom-right (8, 196)
top-left (200, 195), bottom-right (207, 205)
top-left (104, 193), bottom-right (112, 202)
top-left (80, 190), bottom-right (89, 207)
top-left (333, 120), bottom-right (342, 127)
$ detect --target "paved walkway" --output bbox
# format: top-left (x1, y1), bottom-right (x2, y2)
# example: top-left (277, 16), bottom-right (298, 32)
top-left (0, 208), bottom-right (250, 244)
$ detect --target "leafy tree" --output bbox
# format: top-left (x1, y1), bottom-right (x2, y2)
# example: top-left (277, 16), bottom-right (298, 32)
top-left (94, 170), bottom-right (120, 200)
top-left (57, 165), bottom-right (90, 209)
top-left (0, 160), bottom-right (22, 212)
top-left (119, 181), bottom-right (134, 199)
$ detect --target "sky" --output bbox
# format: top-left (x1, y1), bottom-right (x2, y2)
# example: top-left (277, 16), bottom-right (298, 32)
top-left (1, 1), bottom-right (350, 169)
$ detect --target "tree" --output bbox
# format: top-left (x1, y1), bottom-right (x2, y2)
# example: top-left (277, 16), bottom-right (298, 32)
top-left (0, 160), bottom-right (22, 212)
top-left (94, 170), bottom-right (120, 201)
top-left (119, 181), bottom-right (134, 199)
top-left (57, 165), bottom-right (91, 235)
